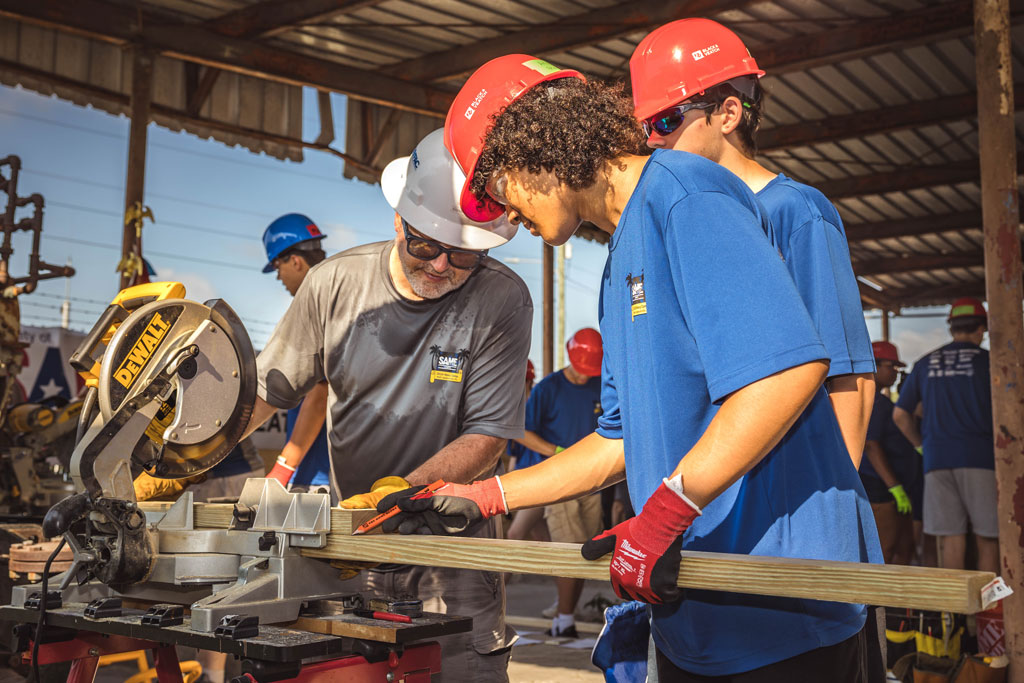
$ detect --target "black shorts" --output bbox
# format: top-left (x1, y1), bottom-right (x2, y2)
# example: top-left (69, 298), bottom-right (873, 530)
top-left (656, 626), bottom-right (872, 682)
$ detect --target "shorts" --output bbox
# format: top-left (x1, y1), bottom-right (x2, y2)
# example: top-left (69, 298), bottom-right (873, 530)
top-left (923, 468), bottom-right (998, 537)
top-left (544, 493), bottom-right (603, 543)
top-left (860, 474), bottom-right (923, 522)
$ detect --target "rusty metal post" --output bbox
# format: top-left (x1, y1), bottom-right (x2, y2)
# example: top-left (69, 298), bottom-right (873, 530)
top-left (975, 0), bottom-right (1024, 674)
top-left (881, 309), bottom-right (890, 342)
top-left (542, 243), bottom-right (554, 377)
top-left (121, 48), bottom-right (154, 290)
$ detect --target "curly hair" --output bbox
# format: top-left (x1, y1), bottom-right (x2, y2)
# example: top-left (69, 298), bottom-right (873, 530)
top-left (469, 78), bottom-right (647, 202)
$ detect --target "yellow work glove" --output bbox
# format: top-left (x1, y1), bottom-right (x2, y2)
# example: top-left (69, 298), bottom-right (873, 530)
top-left (338, 476), bottom-right (411, 509)
top-left (332, 477), bottom-right (411, 579)
top-left (133, 471), bottom-right (205, 502)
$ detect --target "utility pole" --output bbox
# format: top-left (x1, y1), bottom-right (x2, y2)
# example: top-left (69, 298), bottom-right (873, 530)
top-left (60, 258), bottom-right (71, 329)
top-left (974, 0), bottom-right (1024, 675)
top-left (120, 48), bottom-right (154, 290)
top-left (556, 245), bottom-right (566, 369)
top-left (542, 243), bottom-right (554, 377)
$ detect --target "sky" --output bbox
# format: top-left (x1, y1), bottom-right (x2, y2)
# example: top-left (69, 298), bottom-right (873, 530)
top-left (0, 83), bottom-right (960, 372)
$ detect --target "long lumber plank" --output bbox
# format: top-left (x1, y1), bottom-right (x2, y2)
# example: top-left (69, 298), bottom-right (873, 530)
top-left (301, 535), bottom-right (994, 615)
top-left (140, 501), bottom-right (994, 613)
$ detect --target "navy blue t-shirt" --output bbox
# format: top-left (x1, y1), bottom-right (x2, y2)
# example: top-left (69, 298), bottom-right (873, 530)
top-left (861, 391), bottom-right (921, 486)
top-left (594, 150), bottom-right (881, 675)
top-left (757, 174), bottom-right (874, 379)
top-left (525, 369), bottom-right (602, 449)
top-left (287, 401), bottom-right (331, 487)
top-left (895, 341), bottom-right (993, 472)
top-left (508, 440), bottom-right (542, 470)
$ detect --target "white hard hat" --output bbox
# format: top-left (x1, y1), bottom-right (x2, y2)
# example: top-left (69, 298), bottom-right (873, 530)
top-left (381, 128), bottom-right (517, 250)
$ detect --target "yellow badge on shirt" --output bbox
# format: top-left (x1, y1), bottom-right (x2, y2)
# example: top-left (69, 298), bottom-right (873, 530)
top-left (627, 272), bottom-right (647, 320)
top-left (429, 348), bottom-right (468, 383)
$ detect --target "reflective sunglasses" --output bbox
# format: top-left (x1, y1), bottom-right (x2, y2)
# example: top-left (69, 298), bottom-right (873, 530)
top-left (401, 220), bottom-right (486, 270)
top-left (641, 101), bottom-right (718, 137)
top-left (485, 170), bottom-right (509, 206)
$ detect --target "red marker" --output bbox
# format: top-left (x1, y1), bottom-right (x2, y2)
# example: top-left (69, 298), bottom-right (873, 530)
top-left (353, 609), bottom-right (412, 623)
top-left (352, 479), bottom-right (446, 535)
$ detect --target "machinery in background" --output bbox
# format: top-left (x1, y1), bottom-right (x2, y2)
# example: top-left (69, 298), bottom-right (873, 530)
top-left (0, 398), bottom-right (80, 516)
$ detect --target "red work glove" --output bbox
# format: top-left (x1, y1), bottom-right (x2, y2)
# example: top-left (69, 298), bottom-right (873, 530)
top-left (581, 476), bottom-right (700, 604)
top-left (266, 457), bottom-right (296, 487)
top-left (377, 478), bottom-right (508, 536)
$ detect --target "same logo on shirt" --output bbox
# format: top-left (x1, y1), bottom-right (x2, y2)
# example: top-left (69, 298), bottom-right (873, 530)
top-left (626, 272), bottom-right (647, 320)
top-left (429, 346), bottom-right (469, 383)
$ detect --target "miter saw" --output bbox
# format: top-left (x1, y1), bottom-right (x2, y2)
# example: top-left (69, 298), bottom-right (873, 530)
top-left (11, 282), bottom-right (352, 628)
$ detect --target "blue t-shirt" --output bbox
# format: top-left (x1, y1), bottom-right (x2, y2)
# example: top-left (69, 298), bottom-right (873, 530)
top-left (757, 174), bottom-right (874, 379)
top-left (895, 341), bottom-right (993, 472)
top-left (287, 401), bottom-right (331, 487)
top-left (508, 440), bottom-right (543, 470)
top-left (594, 150), bottom-right (882, 675)
top-left (525, 369), bottom-right (602, 449)
top-left (861, 391), bottom-right (921, 486)
top-left (208, 443), bottom-right (253, 477)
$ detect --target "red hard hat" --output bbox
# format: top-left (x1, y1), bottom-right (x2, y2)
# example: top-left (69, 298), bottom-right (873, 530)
top-left (444, 54), bottom-right (584, 223)
top-left (566, 328), bottom-right (602, 378)
top-left (871, 341), bottom-right (905, 368)
top-left (630, 18), bottom-right (765, 122)
top-left (526, 359), bottom-right (536, 383)
top-left (948, 297), bottom-right (987, 321)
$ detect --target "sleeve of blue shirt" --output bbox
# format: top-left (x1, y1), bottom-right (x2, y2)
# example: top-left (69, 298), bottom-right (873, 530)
top-left (787, 221), bottom-right (875, 378)
top-left (664, 193), bottom-right (828, 403)
top-left (596, 354), bottom-right (623, 439)
top-left (895, 366), bottom-right (922, 413)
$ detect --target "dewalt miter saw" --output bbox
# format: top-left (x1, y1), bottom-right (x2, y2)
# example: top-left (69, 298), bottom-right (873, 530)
top-left (42, 282), bottom-right (256, 587)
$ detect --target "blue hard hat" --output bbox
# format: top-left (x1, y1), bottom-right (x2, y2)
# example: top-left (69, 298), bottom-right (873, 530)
top-left (261, 213), bottom-right (325, 273)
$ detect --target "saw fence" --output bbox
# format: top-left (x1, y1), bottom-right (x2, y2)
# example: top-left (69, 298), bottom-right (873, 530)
top-left (140, 502), bottom-right (995, 615)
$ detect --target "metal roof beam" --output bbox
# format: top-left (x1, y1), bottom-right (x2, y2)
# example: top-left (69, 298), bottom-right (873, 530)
top-left (882, 281), bottom-right (987, 307)
top-left (757, 0), bottom-right (1024, 75)
top-left (854, 252), bottom-right (986, 276)
top-left (760, 86), bottom-right (1024, 153)
top-left (845, 211), bottom-right (985, 242)
top-left (378, 0), bottom-right (757, 82)
top-left (0, 0), bottom-right (452, 116)
top-left (203, 0), bottom-right (384, 39)
top-left (815, 158), bottom-right (1024, 199)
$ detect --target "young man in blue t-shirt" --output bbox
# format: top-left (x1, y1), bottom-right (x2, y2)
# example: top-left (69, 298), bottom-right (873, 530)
top-left (860, 341), bottom-right (922, 565)
top-left (260, 214), bottom-right (332, 490)
top-left (514, 328), bottom-right (604, 638)
top-left (384, 65), bottom-right (882, 681)
top-left (630, 19), bottom-right (876, 467)
top-left (893, 298), bottom-right (996, 573)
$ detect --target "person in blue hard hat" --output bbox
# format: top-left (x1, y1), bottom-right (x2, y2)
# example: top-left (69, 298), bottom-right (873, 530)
top-left (262, 213), bottom-right (328, 296)
top-left (261, 214), bottom-right (331, 492)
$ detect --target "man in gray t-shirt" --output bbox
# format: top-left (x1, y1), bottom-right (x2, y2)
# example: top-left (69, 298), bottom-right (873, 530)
top-left (244, 129), bottom-right (530, 681)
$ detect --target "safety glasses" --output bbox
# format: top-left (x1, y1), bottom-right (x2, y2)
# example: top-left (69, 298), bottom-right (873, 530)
top-left (401, 220), bottom-right (486, 270)
top-left (641, 101), bottom-right (717, 137)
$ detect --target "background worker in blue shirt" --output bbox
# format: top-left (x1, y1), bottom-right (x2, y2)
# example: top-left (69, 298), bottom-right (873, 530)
top-left (630, 19), bottom-right (876, 466)
top-left (860, 341), bottom-right (923, 565)
top-left (893, 297), bottom-right (997, 573)
top-left (514, 328), bottom-right (603, 638)
top-left (385, 63), bottom-right (882, 681)
top-left (260, 213), bottom-right (331, 491)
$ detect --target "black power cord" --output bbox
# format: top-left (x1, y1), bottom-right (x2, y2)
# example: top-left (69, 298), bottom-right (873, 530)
top-left (29, 537), bottom-right (66, 683)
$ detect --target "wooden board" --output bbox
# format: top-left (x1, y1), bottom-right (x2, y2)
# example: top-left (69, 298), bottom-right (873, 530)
top-left (300, 535), bottom-right (994, 615)
top-left (141, 500), bottom-right (995, 614)
top-left (139, 502), bottom-right (376, 535)
top-left (287, 612), bottom-right (472, 644)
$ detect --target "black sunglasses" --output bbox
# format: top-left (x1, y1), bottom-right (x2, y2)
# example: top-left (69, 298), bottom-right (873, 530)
top-left (641, 101), bottom-right (718, 137)
top-left (401, 220), bottom-right (486, 270)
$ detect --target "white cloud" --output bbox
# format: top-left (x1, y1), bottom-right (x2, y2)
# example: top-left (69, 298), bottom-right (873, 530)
top-left (892, 327), bottom-right (950, 369)
top-left (152, 267), bottom-right (217, 303)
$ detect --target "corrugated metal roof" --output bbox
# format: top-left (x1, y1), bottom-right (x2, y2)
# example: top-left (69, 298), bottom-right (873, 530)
top-left (0, 15), bottom-right (304, 161)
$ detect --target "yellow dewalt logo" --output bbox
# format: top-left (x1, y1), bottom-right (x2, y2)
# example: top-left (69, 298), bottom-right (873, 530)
top-left (114, 313), bottom-right (171, 389)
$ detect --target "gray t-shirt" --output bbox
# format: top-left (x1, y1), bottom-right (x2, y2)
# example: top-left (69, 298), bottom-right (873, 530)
top-left (257, 241), bottom-right (533, 498)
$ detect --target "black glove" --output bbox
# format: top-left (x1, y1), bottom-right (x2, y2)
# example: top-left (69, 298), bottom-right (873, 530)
top-left (376, 479), bottom-right (507, 536)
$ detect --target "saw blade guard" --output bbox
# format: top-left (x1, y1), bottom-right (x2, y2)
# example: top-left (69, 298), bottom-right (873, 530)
top-left (95, 297), bottom-right (256, 479)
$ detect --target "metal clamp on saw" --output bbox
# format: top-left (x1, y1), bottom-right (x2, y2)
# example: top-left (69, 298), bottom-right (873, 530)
top-left (42, 282), bottom-right (256, 587)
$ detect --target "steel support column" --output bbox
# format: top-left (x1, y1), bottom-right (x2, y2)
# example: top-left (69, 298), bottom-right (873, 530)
top-left (881, 309), bottom-right (890, 342)
top-left (543, 243), bottom-right (554, 377)
top-left (121, 48), bottom-right (154, 290)
top-left (975, 0), bottom-right (1024, 674)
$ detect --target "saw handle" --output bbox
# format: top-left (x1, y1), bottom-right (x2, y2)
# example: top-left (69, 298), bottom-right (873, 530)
top-left (69, 304), bottom-right (130, 374)
top-left (42, 492), bottom-right (91, 539)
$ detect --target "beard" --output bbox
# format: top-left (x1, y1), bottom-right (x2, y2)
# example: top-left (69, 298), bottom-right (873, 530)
top-left (399, 256), bottom-right (467, 299)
